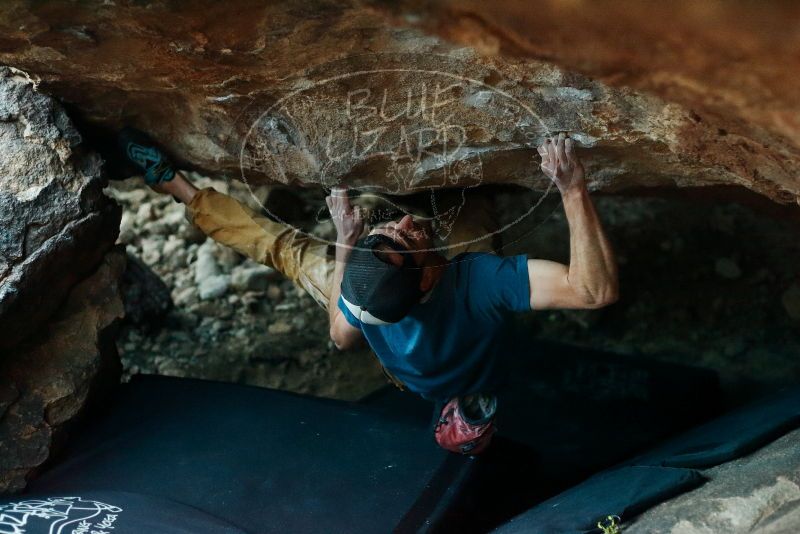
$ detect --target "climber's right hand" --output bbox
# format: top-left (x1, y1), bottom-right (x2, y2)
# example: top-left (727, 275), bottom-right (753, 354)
top-left (538, 133), bottom-right (585, 195)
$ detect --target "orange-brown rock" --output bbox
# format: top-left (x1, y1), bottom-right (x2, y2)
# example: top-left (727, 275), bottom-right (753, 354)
top-left (0, 1), bottom-right (797, 203)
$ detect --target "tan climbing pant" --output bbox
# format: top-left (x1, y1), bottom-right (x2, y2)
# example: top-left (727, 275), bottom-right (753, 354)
top-left (185, 187), bottom-right (500, 310)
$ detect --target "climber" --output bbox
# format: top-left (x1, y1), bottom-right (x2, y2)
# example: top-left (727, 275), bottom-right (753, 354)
top-left (118, 128), bottom-right (618, 455)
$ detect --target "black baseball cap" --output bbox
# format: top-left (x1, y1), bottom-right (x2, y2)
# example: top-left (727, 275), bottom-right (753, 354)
top-left (341, 234), bottom-right (423, 325)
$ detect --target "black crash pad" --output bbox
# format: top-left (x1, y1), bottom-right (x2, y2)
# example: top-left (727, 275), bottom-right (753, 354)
top-left (494, 339), bottom-right (721, 481)
top-left (364, 339), bottom-right (721, 480)
top-left (8, 375), bottom-right (473, 534)
top-left (490, 384), bottom-right (800, 534)
top-left (362, 339), bottom-right (721, 533)
top-left (0, 492), bottom-right (246, 534)
top-left (629, 386), bottom-right (800, 469)
top-left (493, 466), bottom-right (704, 534)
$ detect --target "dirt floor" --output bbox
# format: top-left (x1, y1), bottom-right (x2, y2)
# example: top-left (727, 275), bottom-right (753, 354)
top-left (106, 176), bottom-right (800, 405)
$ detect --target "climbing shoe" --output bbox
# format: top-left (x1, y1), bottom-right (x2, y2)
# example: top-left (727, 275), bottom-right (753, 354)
top-left (118, 127), bottom-right (176, 186)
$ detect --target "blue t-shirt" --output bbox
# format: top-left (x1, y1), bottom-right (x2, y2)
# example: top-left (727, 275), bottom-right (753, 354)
top-left (338, 253), bottom-right (530, 401)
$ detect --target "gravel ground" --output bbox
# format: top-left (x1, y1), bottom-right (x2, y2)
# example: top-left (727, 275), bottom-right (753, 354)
top-left (106, 175), bottom-right (385, 401)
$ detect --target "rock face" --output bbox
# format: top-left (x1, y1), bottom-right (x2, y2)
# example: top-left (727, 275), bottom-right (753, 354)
top-left (0, 66), bottom-right (124, 493)
top-left (0, 66), bottom-right (120, 350)
top-left (0, 1), bottom-right (797, 203)
top-left (628, 428), bottom-right (800, 533)
top-left (408, 1), bottom-right (800, 153)
top-left (0, 249), bottom-right (125, 494)
top-left (120, 253), bottom-right (172, 328)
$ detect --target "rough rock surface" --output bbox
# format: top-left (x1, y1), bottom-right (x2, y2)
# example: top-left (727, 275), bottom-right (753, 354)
top-left (0, 249), bottom-right (125, 494)
top-left (0, 66), bottom-right (124, 494)
top-left (0, 1), bottom-right (797, 203)
top-left (120, 252), bottom-right (172, 328)
top-left (628, 428), bottom-right (800, 533)
top-left (0, 66), bottom-right (120, 350)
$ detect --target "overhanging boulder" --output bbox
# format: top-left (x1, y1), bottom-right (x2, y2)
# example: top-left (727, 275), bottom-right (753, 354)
top-left (0, 1), bottom-right (796, 203)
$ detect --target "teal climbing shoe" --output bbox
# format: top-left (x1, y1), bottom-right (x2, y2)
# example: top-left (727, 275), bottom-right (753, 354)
top-left (118, 127), bottom-right (176, 186)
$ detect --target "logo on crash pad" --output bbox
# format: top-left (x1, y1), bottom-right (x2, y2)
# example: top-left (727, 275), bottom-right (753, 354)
top-left (0, 496), bottom-right (121, 534)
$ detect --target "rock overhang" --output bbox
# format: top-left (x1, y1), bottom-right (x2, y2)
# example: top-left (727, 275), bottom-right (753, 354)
top-left (0, 0), bottom-right (796, 204)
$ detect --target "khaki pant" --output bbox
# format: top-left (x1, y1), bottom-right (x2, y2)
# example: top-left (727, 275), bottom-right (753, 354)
top-left (186, 187), bottom-right (500, 309)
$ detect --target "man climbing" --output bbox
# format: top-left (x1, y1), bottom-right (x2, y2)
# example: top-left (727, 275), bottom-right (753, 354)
top-left (118, 128), bottom-right (618, 455)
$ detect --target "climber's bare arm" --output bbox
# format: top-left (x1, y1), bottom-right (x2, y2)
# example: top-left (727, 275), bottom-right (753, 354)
top-left (326, 187), bottom-right (365, 351)
top-left (528, 134), bottom-right (618, 310)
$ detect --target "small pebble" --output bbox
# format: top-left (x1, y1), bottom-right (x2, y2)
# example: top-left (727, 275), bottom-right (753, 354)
top-left (198, 274), bottom-right (231, 300)
top-left (268, 321), bottom-right (293, 335)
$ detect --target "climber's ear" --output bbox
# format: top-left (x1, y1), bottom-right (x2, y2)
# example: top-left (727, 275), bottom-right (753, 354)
top-left (420, 265), bottom-right (436, 293)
